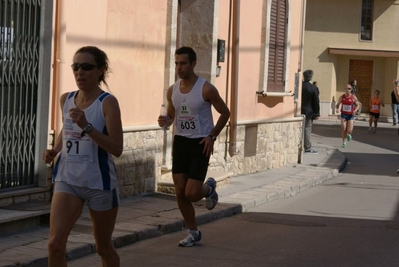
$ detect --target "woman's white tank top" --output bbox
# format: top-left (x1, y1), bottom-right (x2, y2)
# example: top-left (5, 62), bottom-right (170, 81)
top-left (53, 91), bottom-right (118, 191)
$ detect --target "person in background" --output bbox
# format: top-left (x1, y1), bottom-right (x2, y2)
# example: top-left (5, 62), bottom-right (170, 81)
top-left (335, 84), bottom-right (359, 148)
top-left (391, 88), bottom-right (399, 126)
top-left (157, 46), bottom-right (230, 247)
top-left (43, 46), bottom-right (123, 267)
top-left (393, 78), bottom-right (399, 138)
top-left (393, 79), bottom-right (399, 102)
top-left (350, 80), bottom-right (362, 115)
top-left (313, 81), bottom-right (320, 96)
top-left (368, 90), bottom-right (385, 133)
top-left (301, 70), bottom-right (320, 154)
top-left (391, 79), bottom-right (399, 173)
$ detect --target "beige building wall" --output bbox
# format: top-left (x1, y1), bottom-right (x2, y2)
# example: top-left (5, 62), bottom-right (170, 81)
top-left (304, 0), bottom-right (399, 117)
top-left (45, 0), bottom-right (307, 198)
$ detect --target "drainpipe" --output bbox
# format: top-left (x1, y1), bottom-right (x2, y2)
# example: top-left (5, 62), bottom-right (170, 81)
top-left (294, 0), bottom-right (307, 164)
top-left (229, 0), bottom-right (240, 157)
top-left (47, 0), bottom-right (62, 148)
top-left (52, 0), bottom-right (64, 132)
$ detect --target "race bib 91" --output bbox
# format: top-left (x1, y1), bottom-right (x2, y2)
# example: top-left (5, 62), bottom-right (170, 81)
top-left (62, 118), bottom-right (93, 162)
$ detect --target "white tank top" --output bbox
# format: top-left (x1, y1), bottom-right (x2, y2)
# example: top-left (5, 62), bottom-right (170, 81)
top-left (53, 91), bottom-right (118, 191)
top-left (172, 77), bottom-right (214, 138)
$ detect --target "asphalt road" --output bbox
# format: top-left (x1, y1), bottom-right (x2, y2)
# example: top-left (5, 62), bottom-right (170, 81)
top-left (69, 120), bottom-right (399, 267)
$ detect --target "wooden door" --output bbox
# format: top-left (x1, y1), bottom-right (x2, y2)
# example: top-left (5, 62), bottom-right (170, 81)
top-left (348, 59), bottom-right (374, 113)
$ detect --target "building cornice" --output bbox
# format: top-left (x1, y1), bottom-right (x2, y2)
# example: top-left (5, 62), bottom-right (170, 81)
top-left (328, 47), bottom-right (399, 58)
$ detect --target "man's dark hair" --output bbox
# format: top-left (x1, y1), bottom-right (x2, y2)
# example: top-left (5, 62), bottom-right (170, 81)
top-left (303, 69), bottom-right (314, 82)
top-left (175, 46), bottom-right (197, 63)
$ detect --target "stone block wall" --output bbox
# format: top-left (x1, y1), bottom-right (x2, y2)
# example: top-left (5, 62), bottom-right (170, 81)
top-left (208, 120), bottom-right (303, 176)
top-left (114, 129), bottom-right (163, 198)
top-left (29, 119), bottom-right (302, 201)
top-left (115, 119), bottom-right (303, 198)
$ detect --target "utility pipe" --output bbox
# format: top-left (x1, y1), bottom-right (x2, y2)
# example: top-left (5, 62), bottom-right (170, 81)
top-left (51, 0), bottom-right (61, 131)
top-left (229, 0), bottom-right (240, 157)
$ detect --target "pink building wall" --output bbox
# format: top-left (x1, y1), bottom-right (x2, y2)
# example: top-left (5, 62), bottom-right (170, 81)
top-left (215, 0), bottom-right (304, 121)
top-left (54, 0), bottom-right (170, 130)
top-left (49, 0), bottom-right (306, 197)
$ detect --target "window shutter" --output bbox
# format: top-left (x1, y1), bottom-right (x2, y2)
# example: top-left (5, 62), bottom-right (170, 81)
top-left (267, 0), bottom-right (287, 92)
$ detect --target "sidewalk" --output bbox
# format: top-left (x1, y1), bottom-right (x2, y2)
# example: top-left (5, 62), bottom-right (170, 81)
top-left (0, 145), bottom-right (347, 267)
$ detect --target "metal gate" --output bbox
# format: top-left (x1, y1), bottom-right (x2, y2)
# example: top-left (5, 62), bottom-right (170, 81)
top-left (0, 0), bottom-right (42, 190)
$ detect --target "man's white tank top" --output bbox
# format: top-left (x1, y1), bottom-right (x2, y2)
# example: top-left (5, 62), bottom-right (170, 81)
top-left (53, 91), bottom-right (118, 191)
top-left (172, 76), bottom-right (214, 138)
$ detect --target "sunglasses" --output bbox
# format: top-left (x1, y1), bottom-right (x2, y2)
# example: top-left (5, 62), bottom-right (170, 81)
top-left (71, 63), bottom-right (97, 71)
top-left (346, 87), bottom-right (352, 90)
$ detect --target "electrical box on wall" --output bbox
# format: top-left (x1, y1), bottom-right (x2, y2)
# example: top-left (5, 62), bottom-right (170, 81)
top-left (217, 39), bottom-right (225, 63)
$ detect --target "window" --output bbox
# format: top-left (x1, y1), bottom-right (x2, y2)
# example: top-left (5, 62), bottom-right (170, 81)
top-left (360, 0), bottom-right (373, 41)
top-left (267, 0), bottom-right (287, 92)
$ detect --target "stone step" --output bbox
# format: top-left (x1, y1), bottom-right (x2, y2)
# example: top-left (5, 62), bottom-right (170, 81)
top-left (157, 170), bottom-right (234, 194)
top-left (0, 171), bottom-right (234, 236)
top-left (0, 201), bottom-right (50, 236)
top-left (0, 188), bottom-right (51, 236)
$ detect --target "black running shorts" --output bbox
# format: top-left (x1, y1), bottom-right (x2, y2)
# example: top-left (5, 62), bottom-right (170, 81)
top-left (369, 111), bottom-right (380, 119)
top-left (172, 135), bottom-right (210, 181)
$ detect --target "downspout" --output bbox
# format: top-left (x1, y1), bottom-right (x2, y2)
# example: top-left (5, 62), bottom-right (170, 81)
top-left (229, 0), bottom-right (240, 157)
top-left (294, 0), bottom-right (307, 164)
top-left (50, 0), bottom-right (62, 146)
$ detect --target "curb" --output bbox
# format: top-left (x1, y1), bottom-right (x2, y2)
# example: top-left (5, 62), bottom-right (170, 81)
top-left (220, 147), bottom-right (347, 212)
top-left (4, 148), bottom-right (347, 267)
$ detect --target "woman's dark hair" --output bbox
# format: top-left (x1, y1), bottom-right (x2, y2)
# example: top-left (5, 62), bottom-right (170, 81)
top-left (74, 46), bottom-right (110, 86)
top-left (175, 46), bottom-right (197, 63)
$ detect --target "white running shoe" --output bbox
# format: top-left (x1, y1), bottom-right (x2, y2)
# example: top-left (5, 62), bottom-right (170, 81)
top-left (205, 178), bottom-right (218, 210)
top-left (179, 230), bottom-right (202, 247)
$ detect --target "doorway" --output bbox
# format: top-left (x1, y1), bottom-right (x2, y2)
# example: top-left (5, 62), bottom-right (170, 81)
top-left (348, 59), bottom-right (374, 113)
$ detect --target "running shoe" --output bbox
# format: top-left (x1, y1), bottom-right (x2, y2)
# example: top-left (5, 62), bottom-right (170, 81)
top-left (179, 230), bottom-right (202, 247)
top-left (342, 143), bottom-right (346, 148)
top-left (205, 178), bottom-right (218, 210)
top-left (372, 128), bottom-right (376, 133)
top-left (368, 127), bottom-right (373, 133)
top-left (346, 134), bottom-right (352, 141)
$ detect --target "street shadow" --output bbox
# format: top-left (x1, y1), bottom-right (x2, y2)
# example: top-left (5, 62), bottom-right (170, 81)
top-left (313, 123), bottom-right (399, 153)
top-left (238, 212), bottom-right (399, 229)
top-left (339, 152), bottom-right (399, 177)
top-left (229, 211), bottom-right (399, 266)
top-left (310, 122), bottom-right (399, 229)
